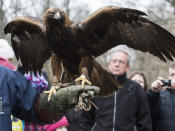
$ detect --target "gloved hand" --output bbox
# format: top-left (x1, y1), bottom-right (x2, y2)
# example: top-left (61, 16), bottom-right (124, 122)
top-left (35, 85), bottom-right (100, 123)
top-left (64, 85), bottom-right (99, 106)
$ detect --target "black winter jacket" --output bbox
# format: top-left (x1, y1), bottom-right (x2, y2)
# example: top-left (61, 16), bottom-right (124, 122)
top-left (66, 109), bottom-right (82, 131)
top-left (147, 89), bottom-right (175, 131)
top-left (79, 73), bottom-right (152, 131)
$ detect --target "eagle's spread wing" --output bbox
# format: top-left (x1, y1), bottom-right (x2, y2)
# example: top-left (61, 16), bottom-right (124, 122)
top-left (80, 6), bottom-right (175, 62)
top-left (4, 16), bottom-right (51, 73)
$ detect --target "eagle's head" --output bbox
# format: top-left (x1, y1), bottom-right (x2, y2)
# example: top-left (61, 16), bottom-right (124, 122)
top-left (44, 8), bottom-right (71, 28)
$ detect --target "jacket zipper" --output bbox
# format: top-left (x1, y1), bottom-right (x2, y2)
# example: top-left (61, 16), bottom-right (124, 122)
top-left (112, 92), bottom-right (117, 131)
top-left (91, 122), bottom-right (96, 131)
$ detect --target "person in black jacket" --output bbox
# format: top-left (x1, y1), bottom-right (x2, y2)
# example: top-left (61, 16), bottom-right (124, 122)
top-left (147, 62), bottom-right (175, 131)
top-left (79, 50), bottom-right (152, 131)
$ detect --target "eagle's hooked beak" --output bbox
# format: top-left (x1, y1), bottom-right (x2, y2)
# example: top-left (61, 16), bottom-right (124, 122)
top-left (54, 12), bottom-right (61, 20)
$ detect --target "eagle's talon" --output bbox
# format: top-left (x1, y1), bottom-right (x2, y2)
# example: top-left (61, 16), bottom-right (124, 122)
top-left (43, 85), bottom-right (61, 101)
top-left (75, 74), bottom-right (91, 89)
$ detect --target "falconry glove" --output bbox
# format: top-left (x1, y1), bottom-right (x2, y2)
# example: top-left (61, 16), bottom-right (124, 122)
top-left (35, 85), bottom-right (100, 123)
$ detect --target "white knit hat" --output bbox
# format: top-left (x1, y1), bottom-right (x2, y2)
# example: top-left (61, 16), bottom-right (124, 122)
top-left (0, 39), bottom-right (15, 59)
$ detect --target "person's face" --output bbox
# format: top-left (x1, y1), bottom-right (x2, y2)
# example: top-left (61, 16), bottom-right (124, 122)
top-left (108, 51), bottom-right (130, 75)
top-left (168, 67), bottom-right (175, 80)
top-left (168, 67), bottom-right (175, 89)
top-left (131, 74), bottom-right (144, 89)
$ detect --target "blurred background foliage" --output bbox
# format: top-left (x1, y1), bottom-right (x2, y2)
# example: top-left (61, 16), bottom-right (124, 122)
top-left (1, 0), bottom-right (175, 87)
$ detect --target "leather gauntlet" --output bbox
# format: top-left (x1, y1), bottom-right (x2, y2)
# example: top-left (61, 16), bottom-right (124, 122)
top-left (34, 85), bottom-right (100, 123)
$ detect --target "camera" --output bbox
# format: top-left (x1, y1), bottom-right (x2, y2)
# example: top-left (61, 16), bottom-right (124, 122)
top-left (161, 80), bottom-right (171, 87)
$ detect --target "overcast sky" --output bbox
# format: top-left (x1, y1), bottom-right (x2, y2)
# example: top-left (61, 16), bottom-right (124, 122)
top-left (82, 0), bottom-right (173, 14)
top-left (3, 0), bottom-right (174, 20)
top-left (83, 0), bottom-right (151, 11)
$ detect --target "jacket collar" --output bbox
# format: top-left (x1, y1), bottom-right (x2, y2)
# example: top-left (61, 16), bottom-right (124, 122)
top-left (114, 73), bottom-right (127, 83)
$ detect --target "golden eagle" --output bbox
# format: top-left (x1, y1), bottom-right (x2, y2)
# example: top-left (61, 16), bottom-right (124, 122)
top-left (4, 6), bottom-right (175, 97)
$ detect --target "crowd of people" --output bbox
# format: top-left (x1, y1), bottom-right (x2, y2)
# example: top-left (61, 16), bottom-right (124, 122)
top-left (0, 38), bottom-right (175, 131)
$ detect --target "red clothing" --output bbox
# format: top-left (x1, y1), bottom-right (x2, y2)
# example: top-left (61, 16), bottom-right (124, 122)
top-left (0, 56), bottom-right (16, 70)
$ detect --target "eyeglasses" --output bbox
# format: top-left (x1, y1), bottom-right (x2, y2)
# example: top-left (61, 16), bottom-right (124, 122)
top-left (111, 59), bottom-right (127, 66)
